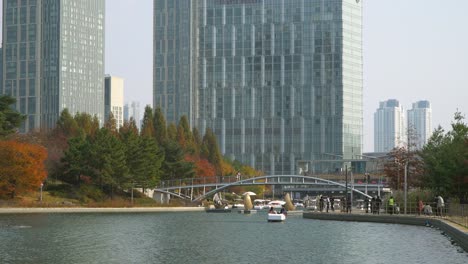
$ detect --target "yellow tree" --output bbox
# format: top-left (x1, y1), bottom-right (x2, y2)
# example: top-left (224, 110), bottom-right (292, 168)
top-left (0, 141), bottom-right (48, 199)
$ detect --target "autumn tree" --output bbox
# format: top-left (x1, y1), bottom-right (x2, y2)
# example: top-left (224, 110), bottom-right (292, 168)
top-left (0, 141), bottom-right (48, 199)
top-left (383, 146), bottom-right (423, 191)
top-left (104, 112), bottom-right (118, 135)
top-left (201, 128), bottom-right (223, 174)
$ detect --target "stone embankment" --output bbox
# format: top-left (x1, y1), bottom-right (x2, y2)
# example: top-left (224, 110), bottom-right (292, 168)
top-left (303, 212), bottom-right (468, 252)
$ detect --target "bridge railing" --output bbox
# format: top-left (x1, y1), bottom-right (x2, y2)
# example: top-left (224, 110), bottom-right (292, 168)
top-left (159, 176), bottom-right (242, 188)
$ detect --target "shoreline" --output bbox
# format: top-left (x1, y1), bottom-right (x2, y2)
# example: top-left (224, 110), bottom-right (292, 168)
top-left (0, 207), bottom-right (206, 214)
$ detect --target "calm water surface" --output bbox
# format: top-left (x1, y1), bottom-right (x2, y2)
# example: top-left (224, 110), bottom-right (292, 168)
top-left (0, 212), bottom-right (466, 264)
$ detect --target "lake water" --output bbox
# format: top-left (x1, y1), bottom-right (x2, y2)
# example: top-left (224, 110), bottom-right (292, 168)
top-left (0, 211), bottom-right (466, 264)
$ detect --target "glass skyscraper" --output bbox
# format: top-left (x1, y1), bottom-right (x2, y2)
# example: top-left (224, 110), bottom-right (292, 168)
top-left (154, 0), bottom-right (363, 175)
top-left (1, 0), bottom-right (105, 132)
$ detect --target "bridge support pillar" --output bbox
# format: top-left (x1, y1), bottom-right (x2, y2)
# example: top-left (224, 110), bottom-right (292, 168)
top-left (154, 192), bottom-right (171, 204)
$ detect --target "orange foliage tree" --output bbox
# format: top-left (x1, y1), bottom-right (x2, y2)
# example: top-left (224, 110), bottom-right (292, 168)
top-left (185, 155), bottom-right (216, 178)
top-left (0, 141), bottom-right (48, 199)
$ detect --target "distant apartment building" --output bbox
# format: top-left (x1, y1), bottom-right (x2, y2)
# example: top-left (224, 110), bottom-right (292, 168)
top-left (104, 75), bottom-right (124, 128)
top-left (154, 0), bottom-right (364, 175)
top-left (407, 100), bottom-right (432, 149)
top-left (374, 99), bottom-right (405, 152)
top-left (1, 0), bottom-right (105, 132)
top-left (124, 101), bottom-right (141, 130)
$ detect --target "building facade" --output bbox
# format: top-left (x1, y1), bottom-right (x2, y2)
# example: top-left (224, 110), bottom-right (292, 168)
top-left (374, 99), bottom-right (405, 153)
top-left (154, 0), bottom-right (364, 175)
top-left (104, 75), bottom-right (124, 128)
top-left (153, 0), bottom-right (195, 124)
top-left (407, 100), bottom-right (432, 149)
top-left (124, 101), bottom-right (142, 130)
top-left (1, 0), bottom-right (105, 132)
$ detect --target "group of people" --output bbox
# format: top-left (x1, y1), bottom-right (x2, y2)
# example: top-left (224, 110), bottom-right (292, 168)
top-left (364, 196), bottom-right (383, 214)
top-left (318, 195), bottom-right (335, 213)
top-left (268, 206), bottom-right (287, 216)
top-left (418, 195), bottom-right (445, 217)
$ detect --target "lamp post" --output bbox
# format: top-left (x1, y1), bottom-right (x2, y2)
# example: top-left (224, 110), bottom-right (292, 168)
top-left (404, 161), bottom-right (408, 215)
top-left (40, 183), bottom-right (44, 203)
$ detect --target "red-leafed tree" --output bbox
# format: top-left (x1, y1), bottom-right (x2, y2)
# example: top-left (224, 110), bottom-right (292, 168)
top-left (0, 141), bottom-right (48, 199)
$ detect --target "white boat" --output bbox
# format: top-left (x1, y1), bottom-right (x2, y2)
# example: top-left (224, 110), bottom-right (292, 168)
top-left (253, 199), bottom-right (268, 210)
top-left (267, 200), bottom-right (286, 209)
top-left (267, 213), bottom-right (286, 222)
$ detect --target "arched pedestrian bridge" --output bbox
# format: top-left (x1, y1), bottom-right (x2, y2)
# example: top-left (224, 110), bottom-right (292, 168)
top-left (148, 175), bottom-right (384, 203)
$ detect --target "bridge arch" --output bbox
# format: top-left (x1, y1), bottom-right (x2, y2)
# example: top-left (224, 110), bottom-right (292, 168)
top-left (190, 175), bottom-right (373, 202)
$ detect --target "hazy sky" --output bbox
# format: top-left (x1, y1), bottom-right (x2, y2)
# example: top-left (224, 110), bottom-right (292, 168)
top-left (2, 0), bottom-right (467, 152)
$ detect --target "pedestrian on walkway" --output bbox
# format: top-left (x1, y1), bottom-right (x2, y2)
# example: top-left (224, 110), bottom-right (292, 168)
top-left (330, 197), bottom-right (335, 212)
top-left (417, 197), bottom-right (424, 216)
top-left (388, 196), bottom-right (395, 215)
top-left (436, 195), bottom-right (445, 217)
top-left (376, 196), bottom-right (382, 215)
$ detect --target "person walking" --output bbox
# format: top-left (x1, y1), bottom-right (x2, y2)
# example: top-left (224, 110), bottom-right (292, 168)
top-left (436, 195), bottom-right (445, 217)
top-left (418, 197), bottom-right (424, 216)
top-left (371, 197), bottom-right (376, 214)
top-left (364, 197), bottom-right (370, 213)
top-left (376, 196), bottom-right (382, 215)
top-left (326, 196), bottom-right (330, 213)
top-left (388, 196), bottom-right (395, 215)
top-left (330, 197), bottom-right (335, 212)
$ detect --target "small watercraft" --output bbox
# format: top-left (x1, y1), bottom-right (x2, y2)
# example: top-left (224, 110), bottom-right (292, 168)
top-left (267, 213), bottom-right (286, 222)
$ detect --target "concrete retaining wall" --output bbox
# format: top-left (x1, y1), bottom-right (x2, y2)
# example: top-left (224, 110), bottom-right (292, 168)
top-left (0, 207), bottom-right (205, 214)
top-left (303, 212), bottom-right (468, 252)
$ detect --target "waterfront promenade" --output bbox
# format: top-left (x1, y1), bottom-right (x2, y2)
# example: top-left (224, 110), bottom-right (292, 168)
top-left (303, 211), bottom-right (468, 252)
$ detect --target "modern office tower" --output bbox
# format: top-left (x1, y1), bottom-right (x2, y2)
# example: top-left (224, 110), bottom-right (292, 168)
top-left (1, 0), bottom-right (105, 132)
top-left (407, 100), bottom-right (432, 149)
top-left (374, 99), bottom-right (406, 153)
top-left (124, 101), bottom-right (142, 130)
top-left (154, 0), bottom-right (364, 175)
top-left (153, 0), bottom-right (194, 124)
top-left (104, 75), bottom-right (124, 129)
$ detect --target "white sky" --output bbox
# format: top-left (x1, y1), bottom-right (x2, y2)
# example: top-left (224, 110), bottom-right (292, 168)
top-left (2, 0), bottom-right (467, 152)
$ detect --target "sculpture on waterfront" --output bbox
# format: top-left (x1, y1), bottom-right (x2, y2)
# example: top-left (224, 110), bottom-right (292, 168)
top-left (244, 194), bottom-right (253, 210)
top-left (284, 193), bottom-right (296, 211)
top-left (213, 193), bottom-right (228, 209)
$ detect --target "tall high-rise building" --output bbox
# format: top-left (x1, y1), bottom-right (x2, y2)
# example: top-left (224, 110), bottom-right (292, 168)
top-left (153, 0), bottom-right (194, 124)
top-left (407, 100), bottom-right (432, 149)
top-left (374, 99), bottom-right (405, 153)
top-left (154, 0), bottom-right (364, 175)
top-left (1, 0), bottom-right (105, 132)
top-left (124, 101), bottom-right (141, 130)
top-left (104, 75), bottom-right (124, 129)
